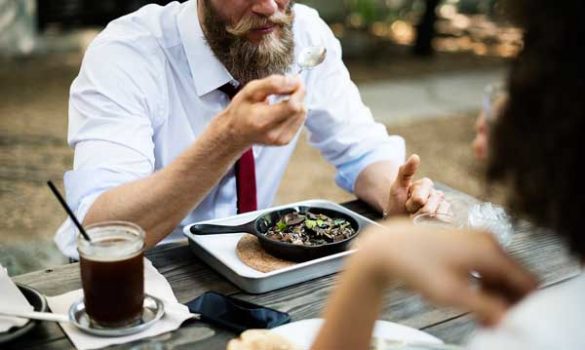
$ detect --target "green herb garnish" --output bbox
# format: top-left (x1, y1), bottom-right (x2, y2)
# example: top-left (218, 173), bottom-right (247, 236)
top-left (305, 219), bottom-right (317, 229)
top-left (276, 220), bottom-right (287, 231)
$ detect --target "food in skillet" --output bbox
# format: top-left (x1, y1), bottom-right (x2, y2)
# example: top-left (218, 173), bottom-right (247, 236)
top-left (264, 211), bottom-right (356, 246)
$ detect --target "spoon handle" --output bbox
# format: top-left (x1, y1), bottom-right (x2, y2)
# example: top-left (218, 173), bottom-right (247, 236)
top-left (0, 310), bottom-right (70, 323)
top-left (272, 68), bottom-right (306, 104)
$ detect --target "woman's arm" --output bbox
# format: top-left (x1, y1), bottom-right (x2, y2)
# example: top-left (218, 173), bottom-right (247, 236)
top-left (311, 220), bottom-right (537, 350)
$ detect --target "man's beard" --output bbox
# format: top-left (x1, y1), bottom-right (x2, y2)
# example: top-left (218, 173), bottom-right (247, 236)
top-left (202, 0), bottom-right (295, 85)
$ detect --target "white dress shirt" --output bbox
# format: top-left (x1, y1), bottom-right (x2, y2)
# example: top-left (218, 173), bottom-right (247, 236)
top-left (54, 0), bottom-right (405, 258)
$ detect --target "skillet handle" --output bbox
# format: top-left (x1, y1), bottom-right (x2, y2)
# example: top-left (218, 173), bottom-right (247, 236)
top-left (189, 222), bottom-right (255, 235)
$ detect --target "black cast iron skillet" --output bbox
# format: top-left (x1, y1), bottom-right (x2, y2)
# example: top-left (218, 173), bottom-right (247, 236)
top-left (189, 206), bottom-right (361, 262)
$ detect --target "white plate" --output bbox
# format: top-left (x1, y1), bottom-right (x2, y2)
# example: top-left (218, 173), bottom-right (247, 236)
top-left (271, 318), bottom-right (443, 349)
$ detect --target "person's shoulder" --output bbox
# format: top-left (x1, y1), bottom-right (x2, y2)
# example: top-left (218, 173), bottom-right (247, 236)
top-left (468, 273), bottom-right (585, 350)
top-left (293, 3), bottom-right (321, 21)
top-left (74, 4), bottom-right (180, 98)
top-left (292, 4), bottom-right (330, 35)
top-left (88, 2), bottom-right (183, 59)
top-left (292, 3), bottom-right (339, 53)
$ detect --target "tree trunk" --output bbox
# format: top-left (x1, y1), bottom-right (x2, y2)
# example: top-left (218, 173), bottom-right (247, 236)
top-left (413, 0), bottom-right (441, 56)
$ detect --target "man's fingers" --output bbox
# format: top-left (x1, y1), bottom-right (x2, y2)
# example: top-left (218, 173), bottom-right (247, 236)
top-left (262, 97), bottom-right (306, 127)
top-left (436, 197), bottom-right (451, 215)
top-left (288, 83), bottom-right (306, 106)
top-left (409, 187), bottom-right (439, 214)
top-left (260, 85), bottom-right (306, 125)
top-left (266, 104), bottom-right (307, 145)
top-left (243, 75), bottom-right (302, 102)
top-left (257, 86), bottom-right (306, 145)
top-left (397, 154), bottom-right (420, 188)
top-left (405, 179), bottom-right (435, 213)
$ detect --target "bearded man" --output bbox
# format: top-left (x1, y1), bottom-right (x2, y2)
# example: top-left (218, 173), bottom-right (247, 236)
top-left (55, 0), bottom-right (449, 258)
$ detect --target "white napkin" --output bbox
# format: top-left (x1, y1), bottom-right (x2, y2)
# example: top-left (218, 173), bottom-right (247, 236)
top-left (47, 259), bottom-right (195, 350)
top-left (0, 264), bottom-right (35, 332)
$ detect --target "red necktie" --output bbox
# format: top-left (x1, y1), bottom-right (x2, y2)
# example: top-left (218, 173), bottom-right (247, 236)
top-left (219, 83), bottom-right (258, 213)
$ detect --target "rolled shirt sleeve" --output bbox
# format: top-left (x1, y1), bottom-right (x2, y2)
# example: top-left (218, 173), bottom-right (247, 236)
top-left (55, 29), bottom-right (164, 258)
top-left (302, 9), bottom-right (405, 192)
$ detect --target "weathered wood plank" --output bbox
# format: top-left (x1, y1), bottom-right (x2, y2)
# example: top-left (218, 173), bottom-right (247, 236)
top-left (424, 314), bottom-right (477, 345)
top-left (506, 226), bottom-right (580, 284)
top-left (13, 264), bottom-right (82, 296)
top-left (3, 321), bottom-right (69, 349)
top-left (145, 241), bottom-right (242, 303)
top-left (105, 323), bottom-right (233, 350)
top-left (6, 337), bottom-right (74, 350)
top-left (233, 274), bottom-right (465, 329)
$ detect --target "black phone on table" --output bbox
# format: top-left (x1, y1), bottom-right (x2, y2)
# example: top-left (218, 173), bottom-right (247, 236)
top-left (185, 291), bottom-right (291, 333)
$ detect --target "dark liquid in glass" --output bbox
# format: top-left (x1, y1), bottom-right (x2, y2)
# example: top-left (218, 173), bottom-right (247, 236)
top-left (80, 249), bottom-right (144, 327)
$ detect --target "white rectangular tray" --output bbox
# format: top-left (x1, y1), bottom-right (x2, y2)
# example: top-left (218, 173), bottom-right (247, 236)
top-left (183, 199), bottom-right (379, 294)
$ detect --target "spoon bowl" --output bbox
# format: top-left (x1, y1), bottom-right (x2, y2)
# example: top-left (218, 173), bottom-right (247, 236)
top-left (297, 45), bottom-right (327, 71)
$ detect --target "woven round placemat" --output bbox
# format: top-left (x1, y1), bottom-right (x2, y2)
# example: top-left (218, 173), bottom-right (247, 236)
top-left (236, 234), bottom-right (296, 273)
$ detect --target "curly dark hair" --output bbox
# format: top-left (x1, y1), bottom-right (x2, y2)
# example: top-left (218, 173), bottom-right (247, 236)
top-left (487, 0), bottom-right (585, 258)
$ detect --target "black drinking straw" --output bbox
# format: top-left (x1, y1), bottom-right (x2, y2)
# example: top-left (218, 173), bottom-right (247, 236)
top-left (47, 180), bottom-right (91, 242)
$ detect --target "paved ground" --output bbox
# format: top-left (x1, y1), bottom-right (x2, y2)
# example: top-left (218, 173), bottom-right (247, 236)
top-left (360, 68), bottom-right (505, 125)
top-left (0, 40), bottom-right (509, 275)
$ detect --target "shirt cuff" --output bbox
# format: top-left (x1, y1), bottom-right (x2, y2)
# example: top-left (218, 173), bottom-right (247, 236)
top-left (335, 140), bottom-right (406, 193)
top-left (64, 168), bottom-right (143, 210)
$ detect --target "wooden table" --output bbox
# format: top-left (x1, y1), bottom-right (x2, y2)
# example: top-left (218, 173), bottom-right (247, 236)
top-left (7, 187), bottom-right (582, 349)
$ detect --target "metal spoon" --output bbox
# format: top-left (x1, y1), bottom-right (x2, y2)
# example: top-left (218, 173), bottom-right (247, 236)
top-left (296, 45), bottom-right (327, 74)
top-left (273, 45), bottom-right (327, 103)
top-left (0, 309), bottom-right (70, 323)
top-left (0, 306), bottom-right (200, 325)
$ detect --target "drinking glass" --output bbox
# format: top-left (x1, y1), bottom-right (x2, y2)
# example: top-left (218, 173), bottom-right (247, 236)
top-left (413, 197), bottom-right (514, 249)
top-left (77, 221), bottom-right (145, 328)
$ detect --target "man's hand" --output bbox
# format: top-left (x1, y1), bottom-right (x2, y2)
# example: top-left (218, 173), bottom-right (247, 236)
top-left (386, 154), bottom-right (450, 217)
top-left (360, 220), bottom-right (538, 326)
top-left (219, 75), bottom-right (307, 150)
top-left (472, 111), bottom-right (489, 161)
top-left (83, 75), bottom-right (306, 248)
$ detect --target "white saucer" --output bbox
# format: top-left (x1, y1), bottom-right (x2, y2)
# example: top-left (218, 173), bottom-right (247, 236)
top-left (271, 318), bottom-right (443, 349)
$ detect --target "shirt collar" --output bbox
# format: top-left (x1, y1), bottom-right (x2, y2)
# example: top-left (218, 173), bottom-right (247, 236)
top-left (178, 0), bottom-right (234, 97)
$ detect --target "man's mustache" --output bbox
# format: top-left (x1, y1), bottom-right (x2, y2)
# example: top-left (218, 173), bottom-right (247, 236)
top-left (226, 11), bottom-right (293, 37)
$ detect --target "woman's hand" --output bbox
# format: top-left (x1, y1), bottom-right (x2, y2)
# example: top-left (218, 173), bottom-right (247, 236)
top-left (360, 220), bottom-right (538, 326)
top-left (312, 220), bottom-right (537, 350)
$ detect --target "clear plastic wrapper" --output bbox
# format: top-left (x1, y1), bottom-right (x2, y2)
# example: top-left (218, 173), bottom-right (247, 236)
top-left (466, 202), bottom-right (514, 247)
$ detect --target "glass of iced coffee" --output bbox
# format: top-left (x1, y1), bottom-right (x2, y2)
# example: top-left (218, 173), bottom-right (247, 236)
top-left (77, 221), bottom-right (145, 328)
